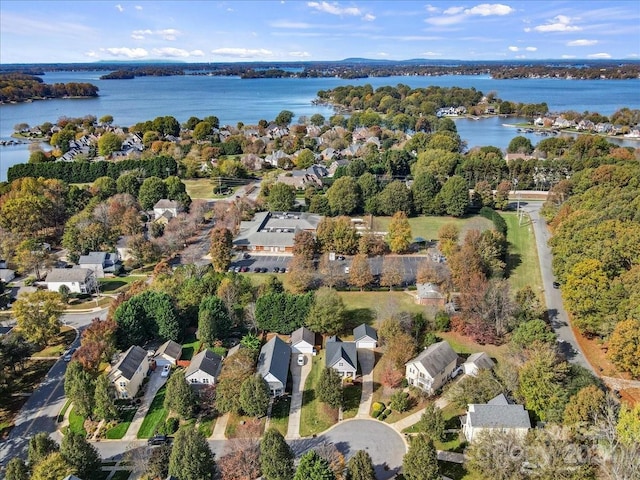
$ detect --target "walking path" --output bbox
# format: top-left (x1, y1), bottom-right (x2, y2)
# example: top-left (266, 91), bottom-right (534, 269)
top-left (122, 372), bottom-right (168, 441)
top-left (211, 413), bottom-right (229, 440)
top-left (356, 349), bottom-right (375, 418)
top-left (286, 353), bottom-right (312, 439)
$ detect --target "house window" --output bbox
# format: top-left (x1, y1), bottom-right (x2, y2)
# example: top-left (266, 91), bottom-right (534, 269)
top-left (119, 381), bottom-right (127, 387)
top-left (202, 378), bottom-right (209, 384)
top-left (338, 362), bottom-right (343, 367)
top-left (190, 378), bottom-right (197, 383)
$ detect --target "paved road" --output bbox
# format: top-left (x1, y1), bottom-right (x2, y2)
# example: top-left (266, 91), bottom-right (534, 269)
top-left (0, 308), bottom-right (108, 464)
top-left (520, 202), bottom-right (594, 373)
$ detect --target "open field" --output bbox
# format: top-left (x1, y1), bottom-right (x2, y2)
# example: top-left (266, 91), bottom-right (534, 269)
top-left (184, 178), bottom-right (214, 199)
top-left (500, 212), bottom-right (543, 294)
top-left (337, 290), bottom-right (427, 324)
top-left (372, 215), bottom-right (492, 241)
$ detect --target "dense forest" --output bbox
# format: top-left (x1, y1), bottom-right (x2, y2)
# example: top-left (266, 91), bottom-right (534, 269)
top-left (0, 73), bottom-right (98, 103)
top-left (99, 67), bottom-right (185, 80)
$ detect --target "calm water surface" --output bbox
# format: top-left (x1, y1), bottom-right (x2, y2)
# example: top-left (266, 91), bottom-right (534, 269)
top-left (1, 72), bottom-right (638, 181)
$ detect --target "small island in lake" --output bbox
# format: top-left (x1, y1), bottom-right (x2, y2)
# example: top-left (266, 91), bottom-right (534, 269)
top-left (0, 73), bottom-right (98, 103)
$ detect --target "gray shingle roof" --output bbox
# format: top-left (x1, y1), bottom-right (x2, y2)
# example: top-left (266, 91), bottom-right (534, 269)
top-left (468, 403), bottom-right (531, 430)
top-left (257, 336), bottom-right (290, 386)
top-left (46, 268), bottom-right (93, 283)
top-left (154, 199), bottom-right (179, 209)
top-left (112, 345), bottom-right (147, 381)
top-left (291, 326), bottom-right (315, 346)
top-left (407, 341), bottom-right (458, 378)
top-left (353, 324), bottom-right (377, 342)
top-left (185, 349), bottom-right (222, 378)
top-left (416, 283), bottom-right (445, 299)
top-left (464, 352), bottom-right (495, 371)
top-left (155, 340), bottom-right (182, 361)
top-left (326, 341), bottom-right (357, 371)
top-left (78, 252), bottom-right (108, 265)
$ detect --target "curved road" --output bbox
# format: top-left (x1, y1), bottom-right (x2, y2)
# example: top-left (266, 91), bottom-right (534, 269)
top-left (521, 202), bottom-right (594, 373)
top-left (0, 308), bottom-right (108, 463)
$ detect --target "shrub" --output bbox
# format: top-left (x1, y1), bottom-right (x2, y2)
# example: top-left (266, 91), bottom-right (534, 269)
top-left (434, 311), bottom-right (451, 332)
top-left (389, 391), bottom-right (410, 413)
top-left (164, 417), bottom-right (179, 434)
top-left (372, 409), bottom-right (381, 418)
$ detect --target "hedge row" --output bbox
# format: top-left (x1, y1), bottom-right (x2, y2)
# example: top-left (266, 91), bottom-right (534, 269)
top-left (7, 155), bottom-right (178, 183)
top-left (479, 207), bottom-right (508, 236)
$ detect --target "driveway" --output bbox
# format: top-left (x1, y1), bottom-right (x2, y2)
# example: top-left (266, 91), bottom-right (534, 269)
top-left (122, 370), bottom-right (168, 441)
top-left (356, 349), bottom-right (375, 418)
top-left (290, 419), bottom-right (406, 480)
top-left (286, 353), bottom-right (312, 439)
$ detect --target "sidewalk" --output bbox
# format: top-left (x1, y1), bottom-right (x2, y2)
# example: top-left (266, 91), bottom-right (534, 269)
top-left (122, 371), bottom-right (168, 441)
top-left (286, 353), bottom-right (312, 439)
top-left (389, 392), bottom-right (450, 432)
top-left (211, 413), bottom-right (229, 440)
top-left (356, 349), bottom-right (375, 418)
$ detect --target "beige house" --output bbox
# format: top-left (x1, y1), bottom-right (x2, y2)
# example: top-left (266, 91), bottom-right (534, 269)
top-left (405, 341), bottom-right (458, 394)
top-left (108, 345), bottom-right (149, 399)
top-left (462, 394), bottom-right (531, 442)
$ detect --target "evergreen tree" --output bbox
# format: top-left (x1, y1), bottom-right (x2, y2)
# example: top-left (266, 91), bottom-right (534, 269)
top-left (4, 458), bottom-right (29, 480)
top-left (402, 434), bottom-right (439, 480)
top-left (30, 452), bottom-right (74, 480)
top-left (239, 374), bottom-right (270, 418)
top-left (168, 426), bottom-right (216, 480)
top-left (317, 367), bottom-right (343, 410)
top-left (294, 450), bottom-right (336, 480)
top-left (198, 296), bottom-right (232, 346)
top-left (93, 374), bottom-right (118, 421)
top-left (346, 450), bottom-right (375, 480)
top-left (416, 402), bottom-right (445, 441)
top-left (28, 431), bottom-right (59, 466)
top-left (64, 360), bottom-right (96, 419)
top-left (60, 431), bottom-right (102, 480)
top-left (164, 372), bottom-right (197, 419)
top-left (260, 428), bottom-right (295, 480)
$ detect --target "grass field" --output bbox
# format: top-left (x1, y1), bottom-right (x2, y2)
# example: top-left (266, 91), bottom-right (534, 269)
top-left (32, 326), bottom-right (76, 358)
top-left (341, 382), bottom-right (362, 420)
top-left (99, 276), bottom-right (140, 293)
top-left (300, 352), bottom-right (338, 437)
top-left (68, 407), bottom-right (87, 435)
top-left (181, 332), bottom-right (201, 361)
top-left (269, 395), bottom-right (291, 437)
top-left (197, 416), bottom-right (216, 438)
top-left (105, 407), bottom-right (137, 439)
top-left (184, 178), bottom-right (215, 199)
top-left (499, 212), bottom-right (543, 294)
top-left (372, 215), bottom-right (492, 241)
top-left (337, 290), bottom-right (426, 326)
top-left (137, 385), bottom-right (168, 438)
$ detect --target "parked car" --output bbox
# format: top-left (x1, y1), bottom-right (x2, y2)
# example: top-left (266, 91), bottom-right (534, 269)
top-left (240, 266), bottom-right (249, 273)
top-left (147, 434), bottom-right (171, 446)
top-left (337, 255), bottom-right (345, 261)
top-left (344, 266), bottom-right (350, 274)
top-left (161, 364), bottom-right (171, 377)
top-left (552, 281), bottom-right (560, 289)
top-left (260, 267), bottom-right (268, 273)
top-left (243, 253), bottom-right (251, 259)
top-left (273, 267), bottom-right (281, 273)
top-left (63, 348), bottom-right (76, 362)
top-left (253, 267), bottom-right (261, 273)
top-left (297, 354), bottom-right (305, 366)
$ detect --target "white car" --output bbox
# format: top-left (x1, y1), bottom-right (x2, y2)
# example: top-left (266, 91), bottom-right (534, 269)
top-left (161, 364), bottom-right (171, 377)
top-left (297, 354), bottom-right (305, 366)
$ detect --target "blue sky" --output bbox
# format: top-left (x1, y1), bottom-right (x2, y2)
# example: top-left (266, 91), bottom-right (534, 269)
top-left (1, 1), bottom-right (638, 63)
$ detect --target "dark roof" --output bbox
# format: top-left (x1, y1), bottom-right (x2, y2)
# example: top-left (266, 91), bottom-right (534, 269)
top-left (155, 340), bottom-right (182, 361)
top-left (257, 336), bottom-right (290, 386)
top-left (46, 268), bottom-right (93, 283)
top-left (291, 326), bottom-right (315, 346)
top-left (326, 341), bottom-right (357, 371)
top-left (78, 252), bottom-right (108, 265)
top-left (0, 326), bottom-right (13, 336)
top-left (112, 345), bottom-right (147, 381)
top-left (407, 341), bottom-right (458, 377)
top-left (353, 324), bottom-right (377, 342)
top-left (185, 349), bottom-right (222, 378)
top-left (326, 335), bottom-right (341, 343)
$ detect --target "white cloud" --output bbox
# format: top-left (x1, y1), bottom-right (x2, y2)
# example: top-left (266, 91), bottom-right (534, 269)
top-left (561, 54), bottom-right (577, 59)
top-left (270, 20), bottom-right (312, 28)
top-left (104, 47), bottom-right (148, 58)
top-left (628, 53), bottom-right (639, 58)
top-left (422, 51), bottom-right (442, 56)
top-left (151, 47), bottom-right (204, 58)
top-left (508, 46), bottom-right (519, 51)
top-left (443, 6), bottom-right (464, 15)
top-left (115, 4), bottom-right (123, 12)
top-left (363, 13), bottom-right (376, 21)
top-left (515, 54), bottom-right (526, 59)
top-left (588, 52), bottom-right (611, 59)
top-left (131, 28), bottom-right (181, 40)
top-left (289, 51), bottom-right (311, 57)
top-left (426, 4), bottom-right (440, 13)
top-left (307, 2), bottom-right (361, 16)
top-left (525, 46), bottom-right (537, 51)
top-left (425, 14), bottom-right (464, 26)
top-left (135, 5), bottom-right (142, 10)
top-left (567, 39), bottom-right (598, 47)
top-left (211, 47), bottom-right (274, 58)
top-left (131, 34), bottom-right (145, 40)
top-left (464, 4), bottom-right (514, 16)
top-left (85, 50), bottom-right (97, 58)
top-left (377, 52), bottom-right (389, 57)
top-left (533, 15), bottom-right (581, 32)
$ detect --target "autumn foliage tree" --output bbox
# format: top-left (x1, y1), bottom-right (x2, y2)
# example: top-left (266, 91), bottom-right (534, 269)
top-left (607, 318), bottom-right (640, 378)
top-left (209, 226), bottom-right (233, 272)
top-left (387, 211), bottom-right (412, 253)
top-left (75, 318), bottom-right (117, 372)
top-left (348, 254), bottom-right (373, 290)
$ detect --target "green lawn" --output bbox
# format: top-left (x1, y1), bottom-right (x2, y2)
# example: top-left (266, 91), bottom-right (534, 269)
top-left (68, 407), bottom-right (87, 436)
top-left (183, 178), bottom-right (215, 199)
top-left (197, 416), bottom-right (216, 438)
top-left (105, 407), bottom-right (137, 439)
top-left (225, 412), bottom-right (265, 438)
top-left (372, 215), bottom-right (492, 242)
top-left (181, 332), bottom-right (201, 361)
top-left (98, 276), bottom-right (139, 293)
top-left (499, 212), bottom-right (543, 294)
top-left (65, 296), bottom-right (112, 310)
top-left (342, 382), bottom-right (362, 420)
top-left (337, 291), bottom-right (426, 328)
top-left (137, 385), bottom-right (168, 438)
top-left (269, 395), bottom-right (291, 437)
top-left (300, 352), bottom-right (338, 437)
top-left (31, 327), bottom-right (76, 358)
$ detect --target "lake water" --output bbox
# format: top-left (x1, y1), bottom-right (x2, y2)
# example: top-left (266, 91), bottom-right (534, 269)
top-left (1, 72), bottom-right (639, 181)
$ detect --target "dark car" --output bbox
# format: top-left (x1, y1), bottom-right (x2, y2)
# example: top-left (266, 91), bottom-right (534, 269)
top-left (147, 434), bottom-right (171, 446)
top-left (552, 281), bottom-right (560, 289)
top-left (240, 266), bottom-right (248, 273)
top-left (273, 267), bottom-right (281, 273)
top-left (253, 267), bottom-right (261, 273)
top-left (260, 267), bottom-right (268, 273)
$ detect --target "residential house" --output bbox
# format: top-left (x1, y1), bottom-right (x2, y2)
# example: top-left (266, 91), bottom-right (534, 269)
top-left (153, 199), bottom-right (180, 221)
top-left (405, 341), bottom-right (458, 394)
top-left (108, 345), bottom-right (149, 399)
top-left (78, 252), bottom-right (120, 278)
top-left (327, 158), bottom-right (348, 175)
top-left (184, 349), bottom-right (223, 387)
top-left (257, 336), bottom-right (291, 396)
top-left (233, 211), bottom-right (323, 253)
top-left (462, 394), bottom-right (531, 442)
top-left (325, 336), bottom-right (357, 378)
top-left (264, 149), bottom-right (290, 168)
top-left (505, 153), bottom-right (534, 163)
top-left (45, 268), bottom-right (97, 294)
top-left (277, 164), bottom-right (327, 190)
top-left (415, 283), bottom-right (446, 308)
top-left (116, 236), bottom-right (133, 262)
top-left (0, 269), bottom-right (15, 283)
top-left (353, 324), bottom-right (377, 349)
top-left (290, 326), bottom-right (316, 354)
top-left (462, 352), bottom-right (495, 377)
top-left (153, 340), bottom-right (182, 366)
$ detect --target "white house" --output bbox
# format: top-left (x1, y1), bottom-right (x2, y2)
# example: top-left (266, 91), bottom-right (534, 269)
top-left (290, 326), bottom-right (316, 354)
top-left (107, 346), bottom-right (149, 399)
top-left (154, 340), bottom-right (182, 366)
top-left (462, 352), bottom-right (495, 377)
top-left (153, 199), bottom-right (180, 220)
top-left (0, 269), bottom-right (15, 283)
top-left (45, 268), bottom-right (97, 294)
top-left (405, 341), bottom-right (458, 394)
top-left (78, 252), bottom-right (120, 278)
top-left (184, 349), bottom-right (222, 387)
top-left (326, 336), bottom-right (358, 378)
top-left (353, 324), bottom-right (377, 349)
top-left (462, 394), bottom-right (531, 442)
top-left (257, 336), bottom-right (291, 396)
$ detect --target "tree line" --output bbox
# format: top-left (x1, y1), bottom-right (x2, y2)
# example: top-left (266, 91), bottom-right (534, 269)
top-left (0, 73), bottom-right (98, 103)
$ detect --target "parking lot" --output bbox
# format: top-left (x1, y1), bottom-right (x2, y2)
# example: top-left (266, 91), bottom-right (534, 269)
top-left (229, 253), bottom-right (429, 284)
